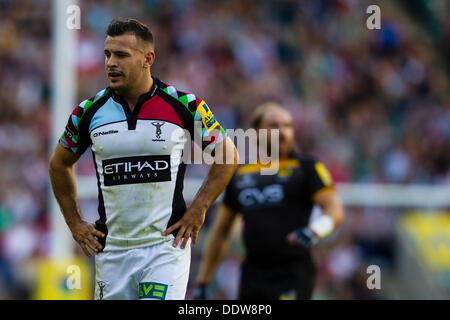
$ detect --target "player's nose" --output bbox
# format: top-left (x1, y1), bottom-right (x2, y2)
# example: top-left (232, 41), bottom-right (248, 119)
top-left (106, 56), bottom-right (118, 69)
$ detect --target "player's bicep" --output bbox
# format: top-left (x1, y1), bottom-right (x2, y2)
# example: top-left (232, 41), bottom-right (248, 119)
top-left (50, 143), bottom-right (81, 168)
top-left (313, 184), bottom-right (345, 226)
top-left (59, 102), bottom-right (91, 155)
top-left (313, 188), bottom-right (338, 209)
top-left (307, 161), bottom-right (335, 201)
top-left (211, 136), bottom-right (238, 164)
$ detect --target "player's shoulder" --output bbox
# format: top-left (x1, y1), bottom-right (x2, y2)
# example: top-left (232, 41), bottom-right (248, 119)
top-left (156, 77), bottom-right (206, 115)
top-left (76, 88), bottom-right (111, 116)
top-left (68, 88), bottom-right (111, 130)
top-left (296, 153), bottom-right (332, 182)
top-left (293, 153), bottom-right (327, 174)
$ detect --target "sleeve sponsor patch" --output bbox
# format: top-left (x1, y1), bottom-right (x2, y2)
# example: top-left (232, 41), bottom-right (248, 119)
top-left (197, 100), bottom-right (219, 132)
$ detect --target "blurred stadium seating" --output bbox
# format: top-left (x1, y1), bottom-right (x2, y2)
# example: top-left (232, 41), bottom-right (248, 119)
top-left (0, 0), bottom-right (448, 299)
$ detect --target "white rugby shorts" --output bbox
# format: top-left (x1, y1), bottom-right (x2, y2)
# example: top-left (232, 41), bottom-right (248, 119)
top-left (94, 239), bottom-right (191, 300)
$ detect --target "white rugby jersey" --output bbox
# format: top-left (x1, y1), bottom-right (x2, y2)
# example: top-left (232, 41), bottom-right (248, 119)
top-left (59, 77), bottom-right (226, 250)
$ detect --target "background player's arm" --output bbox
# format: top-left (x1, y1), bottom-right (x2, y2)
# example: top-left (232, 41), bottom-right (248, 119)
top-left (287, 190), bottom-right (344, 247)
top-left (196, 203), bottom-right (238, 286)
top-left (49, 144), bottom-right (105, 256)
top-left (313, 190), bottom-right (345, 230)
top-left (163, 137), bottom-right (238, 249)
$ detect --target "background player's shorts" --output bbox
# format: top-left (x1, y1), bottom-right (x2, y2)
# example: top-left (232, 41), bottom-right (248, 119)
top-left (94, 239), bottom-right (191, 300)
top-left (238, 260), bottom-right (316, 300)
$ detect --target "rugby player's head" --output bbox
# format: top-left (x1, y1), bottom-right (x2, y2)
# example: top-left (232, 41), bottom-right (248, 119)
top-left (251, 102), bottom-right (294, 158)
top-left (104, 18), bottom-right (155, 93)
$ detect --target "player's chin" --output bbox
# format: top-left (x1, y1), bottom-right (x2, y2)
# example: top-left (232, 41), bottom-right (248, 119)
top-left (109, 81), bottom-right (124, 91)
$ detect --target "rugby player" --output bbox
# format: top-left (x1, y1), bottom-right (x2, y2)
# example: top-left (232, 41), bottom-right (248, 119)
top-left (194, 103), bottom-right (344, 300)
top-left (49, 18), bottom-right (238, 300)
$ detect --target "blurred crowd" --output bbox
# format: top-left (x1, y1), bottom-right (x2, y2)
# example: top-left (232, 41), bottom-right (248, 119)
top-left (0, 0), bottom-right (448, 299)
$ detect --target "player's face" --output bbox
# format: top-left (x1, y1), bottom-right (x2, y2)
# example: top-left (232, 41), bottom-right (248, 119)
top-left (104, 34), bottom-right (148, 92)
top-left (258, 109), bottom-right (294, 158)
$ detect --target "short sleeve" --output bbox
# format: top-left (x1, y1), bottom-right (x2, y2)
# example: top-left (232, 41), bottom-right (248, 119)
top-left (305, 160), bottom-right (335, 201)
top-left (159, 83), bottom-right (227, 152)
top-left (192, 99), bottom-right (227, 152)
top-left (58, 101), bottom-right (91, 155)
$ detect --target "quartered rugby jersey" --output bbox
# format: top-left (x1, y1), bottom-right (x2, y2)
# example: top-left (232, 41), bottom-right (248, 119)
top-left (59, 77), bottom-right (226, 250)
top-left (223, 154), bottom-right (335, 265)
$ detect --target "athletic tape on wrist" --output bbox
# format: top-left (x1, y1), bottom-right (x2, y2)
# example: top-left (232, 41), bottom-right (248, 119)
top-left (309, 215), bottom-right (334, 239)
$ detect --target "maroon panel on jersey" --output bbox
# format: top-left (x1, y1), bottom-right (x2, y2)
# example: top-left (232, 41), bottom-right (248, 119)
top-left (138, 95), bottom-right (183, 128)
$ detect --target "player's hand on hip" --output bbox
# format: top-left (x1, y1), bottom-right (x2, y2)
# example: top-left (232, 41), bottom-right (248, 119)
top-left (162, 205), bottom-right (206, 249)
top-left (286, 227), bottom-right (318, 249)
top-left (68, 220), bottom-right (106, 257)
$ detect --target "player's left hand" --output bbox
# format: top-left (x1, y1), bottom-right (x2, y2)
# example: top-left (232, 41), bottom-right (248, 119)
top-left (286, 227), bottom-right (319, 248)
top-left (162, 204), bottom-right (206, 249)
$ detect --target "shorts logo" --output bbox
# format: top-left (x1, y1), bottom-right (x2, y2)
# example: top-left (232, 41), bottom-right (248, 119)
top-left (97, 281), bottom-right (106, 300)
top-left (139, 282), bottom-right (168, 299)
top-left (151, 121), bottom-right (165, 141)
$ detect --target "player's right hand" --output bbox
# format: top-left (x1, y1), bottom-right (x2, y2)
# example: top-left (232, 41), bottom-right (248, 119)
top-left (192, 284), bottom-right (209, 300)
top-left (68, 219), bottom-right (106, 257)
top-left (287, 227), bottom-right (318, 248)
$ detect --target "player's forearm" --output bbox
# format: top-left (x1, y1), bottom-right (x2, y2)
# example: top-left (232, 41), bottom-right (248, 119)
top-left (319, 196), bottom-right (345, 229)
top-left (191, 141), bottom-right (238, 212)
top-left (49, 159), bottom-right (83, 228)
top-left (192, 163), bottom-right (236, 212)
top-left (310, 193), bottom-right (345, 241)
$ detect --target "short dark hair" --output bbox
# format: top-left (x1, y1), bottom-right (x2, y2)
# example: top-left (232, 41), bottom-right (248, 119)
top-left (106, 18), bottom-right (154, 46)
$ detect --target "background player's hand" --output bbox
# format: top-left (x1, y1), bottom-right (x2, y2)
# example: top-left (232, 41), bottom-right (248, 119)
top-left (68, 219), bottom-right (105, 257)
top-left (287, 227), bottom-right (319, 248)
top-left (162, 204), bottom-right (206, 249)
top-left (192, 283), bottom-right (209, 300)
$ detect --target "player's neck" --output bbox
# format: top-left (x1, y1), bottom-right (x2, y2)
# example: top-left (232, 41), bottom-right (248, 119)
top-left (121, 75), bottom-right (154, 111)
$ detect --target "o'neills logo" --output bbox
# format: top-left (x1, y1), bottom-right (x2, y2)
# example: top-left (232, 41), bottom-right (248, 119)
top-left (102, 155), bottom-right (171, 186)
top-left (93, 130), bottom-right (118, 137)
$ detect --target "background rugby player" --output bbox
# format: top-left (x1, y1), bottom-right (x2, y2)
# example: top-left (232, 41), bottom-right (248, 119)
top-left (195, 102), bottom-right (344, 300)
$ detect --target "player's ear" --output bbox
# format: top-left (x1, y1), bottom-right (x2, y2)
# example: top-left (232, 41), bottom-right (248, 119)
top-left (143, 50), bottom-right (155, 69)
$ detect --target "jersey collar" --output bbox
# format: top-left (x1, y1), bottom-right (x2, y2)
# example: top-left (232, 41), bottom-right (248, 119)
top-left (109, 76), bottom-right (159, 130)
